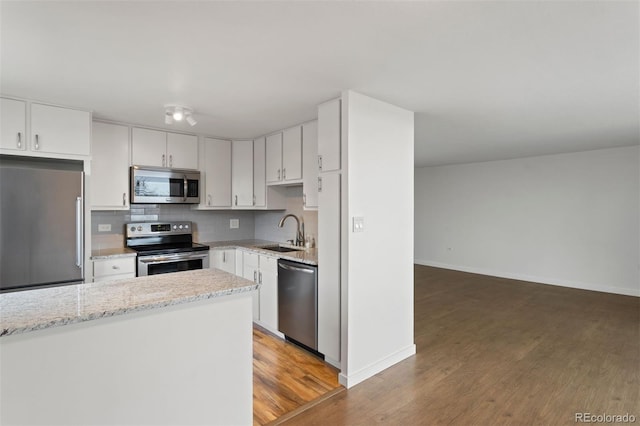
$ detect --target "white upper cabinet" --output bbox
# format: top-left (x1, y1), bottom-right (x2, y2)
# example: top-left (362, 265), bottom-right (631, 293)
top-left (265, 132), bottom-right (282, 183)
top-left (253, 137), bottom-right (266, 208)
top-left (167, 132), bottom-right (198, 169)
top-left (131, 128), bottom-right (165, 167)
top-left (302, 120), bottom-right (318, 209)
top-left (318, 98), bottom-right (341, 172)
top-left (201, 137), bottom-right (232, 208)
top-left (282, 126), bottom-right (302, 181)
top-left (232, 139), bottom-right (254, 207)
top-left (91, 122), bottom-right (130, 210)
top-left (0, 98), bottom-right (26, 151)
top-left (29, 103), bottom-right (91, 157)
top-left (265, 127), bottom-right (303, 184)
top-left (132, 127), bottom-right (198, 169)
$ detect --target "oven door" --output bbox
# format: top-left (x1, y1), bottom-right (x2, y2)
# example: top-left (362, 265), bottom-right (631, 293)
top-left (137, 251), bottom-right (210, 276)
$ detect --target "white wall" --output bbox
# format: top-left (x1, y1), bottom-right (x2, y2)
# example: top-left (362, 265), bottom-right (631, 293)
top-left (415, 146), bottom-right (640, 296)
top-left (340, 91), bottom-right (416, 387)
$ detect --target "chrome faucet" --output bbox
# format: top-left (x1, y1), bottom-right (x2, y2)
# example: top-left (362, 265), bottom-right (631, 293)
top-left (278, 214), bottom-right (305, 246)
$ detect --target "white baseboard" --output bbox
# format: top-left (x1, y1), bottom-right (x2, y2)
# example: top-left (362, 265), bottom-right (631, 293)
top-left (338, 344), bottom-right (416, 389)
top-left (414, 259), bottom-right (639, 297)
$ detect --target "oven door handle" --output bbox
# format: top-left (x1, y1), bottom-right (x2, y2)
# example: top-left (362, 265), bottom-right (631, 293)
top-left (139, 252), bottom-right (209, 264)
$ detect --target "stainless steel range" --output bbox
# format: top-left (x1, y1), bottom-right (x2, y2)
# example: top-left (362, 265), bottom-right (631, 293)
top-left (125, 222), bottom-right (209, 276)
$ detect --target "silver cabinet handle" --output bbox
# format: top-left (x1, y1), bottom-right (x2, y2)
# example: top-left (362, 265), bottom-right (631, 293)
top-left (318, 155), bottom-right (323, 171)
top-left (112, 265), bottom-right (120, 270)
top-left (34, 134), bottom-right (40, 150)
top-left (303, 193), bottom-right (307, 206)
top-left (122, 192), bottom-right (126, 206)
top-left (162, 154), bottom-right (166, 167)
top-left (207, 194), bottom-right (212, 206)
top-left (318, 177), bottom-right (322, 192)
top-left (258, 271), bottom-right (262, 284)
top-left (234, 195), bottom-right (238, 206)
top-left (277, 169), bottom-right (281, 180)
top-left (283, 168), bottom-right (286, 179)
top-left (253, 270), bottom-right (257, 282)
top-left (17, 132), bottom-right (22, 149)
top-left (223, 251), bottom-right (226, 262)
top-left (75, 197), bottom-right (83, 268)
top-left (169, 154), bottom-right (173, 167)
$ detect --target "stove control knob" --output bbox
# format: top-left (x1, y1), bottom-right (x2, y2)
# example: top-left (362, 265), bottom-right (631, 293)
top-left (173, 225), bottom-right (177, 230)
top-left (137, 226), bottom-right (142, 231)
top-left (179, 224), bottom-right (183, 229)
top-left (130, 226), bottom-right (135, 232)
top-left (185, 224), bottom-right (189, 229)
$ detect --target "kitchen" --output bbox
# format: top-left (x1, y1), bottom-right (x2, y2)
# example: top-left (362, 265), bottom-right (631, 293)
top-left (1, 1), bottom-right (638, 425)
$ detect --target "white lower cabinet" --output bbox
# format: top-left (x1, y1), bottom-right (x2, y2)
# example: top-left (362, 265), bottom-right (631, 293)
top-left (242, 251), bottom-right (279, 333)
top-left (209, 248), bottom-right (236, 274)
top-left (93, 257), bottom-right (136, 282)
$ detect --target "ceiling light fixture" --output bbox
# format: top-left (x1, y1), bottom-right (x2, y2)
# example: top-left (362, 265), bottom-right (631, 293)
top-left (164, 104), bottom-right (197, 126)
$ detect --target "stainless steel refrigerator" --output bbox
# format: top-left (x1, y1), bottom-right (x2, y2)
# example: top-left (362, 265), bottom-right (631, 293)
top-left (0, 157), bottom-right (84, 292)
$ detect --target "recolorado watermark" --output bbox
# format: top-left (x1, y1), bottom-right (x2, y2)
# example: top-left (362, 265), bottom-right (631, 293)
top-left (575, 412), bottom-right (637, 423)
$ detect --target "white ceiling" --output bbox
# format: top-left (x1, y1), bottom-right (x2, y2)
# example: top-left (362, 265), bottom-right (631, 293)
top-left (1, 1), bottom-right (638, 167)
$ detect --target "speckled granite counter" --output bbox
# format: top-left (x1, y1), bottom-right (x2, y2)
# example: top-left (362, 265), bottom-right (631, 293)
top-left (0, 268), bottom-right (258, 337)
top-left (204, 239), bottom-right (318, 266)
top-left (90, 246), bottom-right (136, 259)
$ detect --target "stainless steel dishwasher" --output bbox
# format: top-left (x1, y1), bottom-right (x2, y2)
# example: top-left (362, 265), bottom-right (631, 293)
top-left (277, 259), bottom-right (318, 351)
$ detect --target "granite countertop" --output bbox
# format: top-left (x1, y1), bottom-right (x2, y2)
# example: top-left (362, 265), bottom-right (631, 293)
top-left (91, 247), bottom-right (137, 259)
top-left (204, 239), bottom-right (318, 266)
top-left (0, 269), bottom-right (258, 337)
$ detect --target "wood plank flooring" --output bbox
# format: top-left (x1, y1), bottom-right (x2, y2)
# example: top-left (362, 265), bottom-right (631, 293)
top-left (281, 265), bottom-right (640, 425)
top-left (253, 325), bottom-right (341, 425)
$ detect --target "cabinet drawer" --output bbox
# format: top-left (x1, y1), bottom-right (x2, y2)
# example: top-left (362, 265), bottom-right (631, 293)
top-left (94, 273), bottom-right (135, 283)
top-left (93, 257), bottom-right (136, 277)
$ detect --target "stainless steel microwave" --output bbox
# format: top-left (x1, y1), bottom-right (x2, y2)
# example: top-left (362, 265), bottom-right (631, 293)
top-left (130, 166), bottom-right (200, 204)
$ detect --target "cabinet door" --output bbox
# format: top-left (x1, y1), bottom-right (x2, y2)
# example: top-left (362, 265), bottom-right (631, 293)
top-left (0, 98), bottom-right (26, 151)
top-left (302, 121), bottom-right (318, 209)
top-left (265, 133), bottom-right (282, 183)
top-left (258, 255), bottom-right (279, 332)
top-left (132, 127), bottom-right (166, 167)
top-left (31, 103), bottom-right (90, 156)
top-left (203, 138), bottom-right (232, 207)
top-left (167, 133), bottom-right (198, 169)
top-left (282, 126), bottom-right (302, 181)
top-left (210, 248), bottom-right (236, 274)
top-left (242, 252), bottom-right (260, 321)
top-left (253, 137), bottom-right (266, 207)
top-left (91, 122), bottom-right (130, 210)
top-left (232, 140), bottom-right (254, 207)
top-left (318, 98), bottom-right (341, 172)
top-left (317, 173), bottom-right (341, 363)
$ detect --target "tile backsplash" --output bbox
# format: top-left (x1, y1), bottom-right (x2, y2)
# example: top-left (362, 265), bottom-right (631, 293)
top-left (91, 187), bottom-right (318, 250)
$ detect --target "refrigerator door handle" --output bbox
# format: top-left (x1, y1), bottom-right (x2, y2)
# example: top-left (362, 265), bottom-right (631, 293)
top-left (75, 197), bottom-right (83, 268)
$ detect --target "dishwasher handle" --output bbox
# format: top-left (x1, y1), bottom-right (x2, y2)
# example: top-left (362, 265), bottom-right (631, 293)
top-left (278, 262), bottom-right (315, 274)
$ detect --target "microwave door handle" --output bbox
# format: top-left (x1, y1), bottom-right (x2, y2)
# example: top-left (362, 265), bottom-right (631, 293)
top-left (183, 175), bottom-right (188, 201)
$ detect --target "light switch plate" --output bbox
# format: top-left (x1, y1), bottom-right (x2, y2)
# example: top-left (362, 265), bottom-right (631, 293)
top-left (352, 216), bottom-right (364, 233)
top-left (230, 219), bottom-right (239, 229)
top-left (98, 224), bottom-right (112, 232)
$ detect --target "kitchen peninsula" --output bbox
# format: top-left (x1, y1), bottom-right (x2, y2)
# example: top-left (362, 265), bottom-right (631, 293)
top-left (0, 269), bottom-right (257, 425)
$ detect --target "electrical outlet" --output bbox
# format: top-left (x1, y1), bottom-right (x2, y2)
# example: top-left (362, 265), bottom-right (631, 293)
top-left (98, 224), bottom-right (112, 232)
top-left (230, 219), bottom-right (239, 229)
top-left (352, 217), bottom-right (364, 233)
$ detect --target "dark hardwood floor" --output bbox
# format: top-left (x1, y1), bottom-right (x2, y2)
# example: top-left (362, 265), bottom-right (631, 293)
top-left (253, 324), bottom-right (341, 425)
top-left (281, 265), bottom-right (639, 425)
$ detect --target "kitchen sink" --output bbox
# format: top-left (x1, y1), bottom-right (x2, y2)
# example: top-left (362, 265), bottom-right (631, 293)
top-left (260, 245), bottom-right (303, 253)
